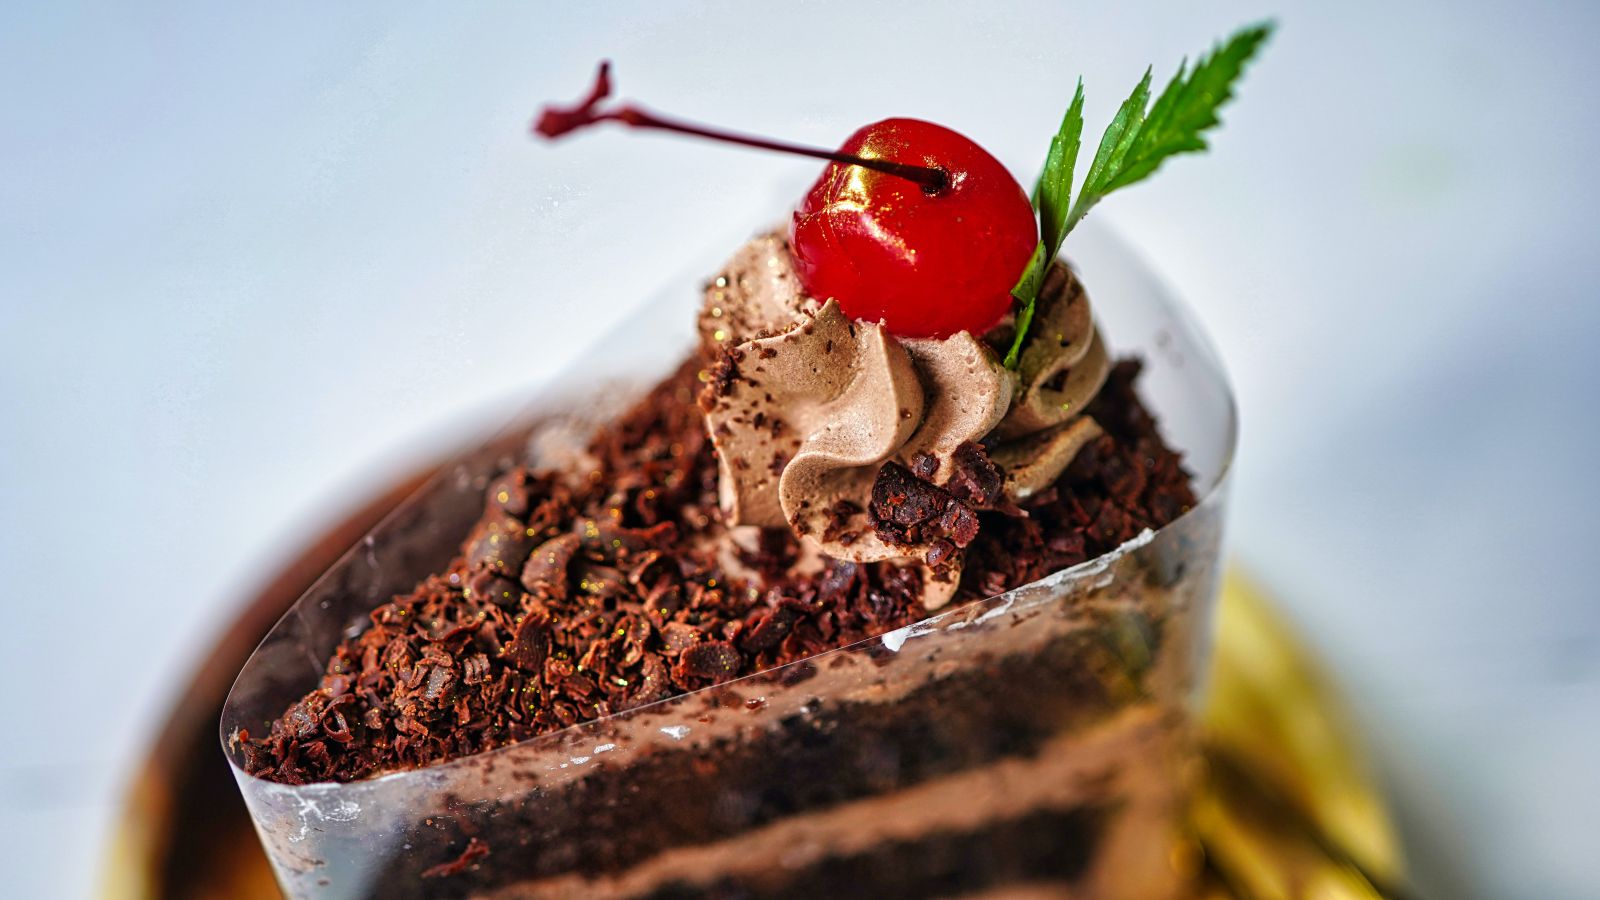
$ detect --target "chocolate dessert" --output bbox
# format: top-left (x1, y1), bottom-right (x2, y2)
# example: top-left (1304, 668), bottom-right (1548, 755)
top-left (224, 25), bottom-right (1267, 900)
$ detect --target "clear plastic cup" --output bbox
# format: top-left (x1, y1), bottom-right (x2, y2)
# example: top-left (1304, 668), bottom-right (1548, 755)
top-left (221, 222), bottom-right (1236, 899)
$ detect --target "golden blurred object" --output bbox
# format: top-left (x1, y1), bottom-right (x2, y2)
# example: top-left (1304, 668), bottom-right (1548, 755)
top-left (102, 558), bottom-right (1406, 899)
top-left (1194, 572), bottom-right (1409, 899)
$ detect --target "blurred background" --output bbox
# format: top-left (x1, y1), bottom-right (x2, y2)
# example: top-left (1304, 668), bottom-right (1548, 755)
top-left (3, 2), bottom-right (1597, 897)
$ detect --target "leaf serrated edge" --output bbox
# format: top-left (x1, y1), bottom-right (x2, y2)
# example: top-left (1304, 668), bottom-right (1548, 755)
top-left (1034, 79), bottom-right (1084, 257)
top-left (1005, 21), bottom-right (1273, 370)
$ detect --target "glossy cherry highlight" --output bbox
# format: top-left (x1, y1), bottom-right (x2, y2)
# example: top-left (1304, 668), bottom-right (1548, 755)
top-left (790, 119), bottom-right (1037, 339)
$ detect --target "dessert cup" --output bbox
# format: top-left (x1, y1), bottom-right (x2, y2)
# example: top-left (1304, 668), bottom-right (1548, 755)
top-left (221, 221), bottom-right (1236, 899)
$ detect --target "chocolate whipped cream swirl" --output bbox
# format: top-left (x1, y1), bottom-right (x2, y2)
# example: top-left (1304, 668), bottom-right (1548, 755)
top-left (699, 233), bottom-right (1111, 605)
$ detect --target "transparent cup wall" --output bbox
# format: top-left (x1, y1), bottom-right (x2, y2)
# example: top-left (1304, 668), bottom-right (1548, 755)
top-left (222, 223), bottom-right (1236, 899)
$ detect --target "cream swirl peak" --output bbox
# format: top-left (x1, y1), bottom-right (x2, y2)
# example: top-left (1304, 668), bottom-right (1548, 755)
top-left (704, 299), bottom-right (1011, 562)
top-left (699, 232), bottom-right (1110, 599)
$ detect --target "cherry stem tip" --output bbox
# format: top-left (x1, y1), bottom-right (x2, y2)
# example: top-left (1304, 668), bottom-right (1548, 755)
top-left (534, 62), bottom-right (948, 194)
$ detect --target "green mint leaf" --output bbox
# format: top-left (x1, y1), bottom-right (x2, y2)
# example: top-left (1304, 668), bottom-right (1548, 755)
top-left (1069, 22), bottom-right (1273, 230)
top-left (1005, 21), bottom-right (1271, 369)
top-left (1005, 240), bottom-right (1048, 368)
top-left (1033, 79), bottom-right (1085, 257)
top-left (1062, 66), bottom-right (1152, 235)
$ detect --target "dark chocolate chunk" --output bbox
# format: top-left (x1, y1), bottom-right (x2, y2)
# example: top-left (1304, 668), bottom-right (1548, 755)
top-left (869, 459), bottom-right (982, 549)
top-left (872, 462), bottom-right (948, 528)
top-left (677, 640), bottom-right (742, 682)
top-left (464, 515), bottom-right (535, 576)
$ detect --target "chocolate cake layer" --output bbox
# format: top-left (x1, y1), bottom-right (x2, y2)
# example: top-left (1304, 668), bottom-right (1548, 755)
top-left (354, 601), bottom-right (1172, 896)
top-left (462, 704), bottom-right (1189, 899)
top-left (645, 806), bottom-right (1108, 900)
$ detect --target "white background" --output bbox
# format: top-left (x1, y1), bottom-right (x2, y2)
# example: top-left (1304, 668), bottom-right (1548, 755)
top-left (4, 2), bottom-right (1598, 897)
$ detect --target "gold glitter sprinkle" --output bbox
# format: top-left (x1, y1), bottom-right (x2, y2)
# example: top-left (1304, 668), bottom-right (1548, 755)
top-left (715, 275), bottom-right (728, 287)
top-left (713, 329), bottom-right (728, 342)
top-left (710, 306), bottom-right (723, 318)
top-left (697, 369), bottom-right (710, 383)
top-left (496, 489), bottom-right (510, 504)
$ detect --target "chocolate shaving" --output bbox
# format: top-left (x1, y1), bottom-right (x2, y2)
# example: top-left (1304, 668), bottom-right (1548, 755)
top-left (506, 611), bottom-right (552, 673)
top-left (739, 605), bottom-right (800, 652)
top-left (240, 357), bottom-right (1193, 784)
top-left (676, 640), bottom-right (742, 683)
top-left (464, 515), bottom-right (535, 576)
top-left (520, 533), bottom-right (579, 596)
top-left (945, 442), bottom-right (1005, 508)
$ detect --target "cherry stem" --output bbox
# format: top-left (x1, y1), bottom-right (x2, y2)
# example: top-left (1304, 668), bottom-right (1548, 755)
top-left (534, 62), bottom-right (949, 195)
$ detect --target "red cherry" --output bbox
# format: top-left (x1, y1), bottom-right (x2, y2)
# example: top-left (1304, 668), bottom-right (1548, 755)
top-left (790, 119), bottom-right (1037, 339)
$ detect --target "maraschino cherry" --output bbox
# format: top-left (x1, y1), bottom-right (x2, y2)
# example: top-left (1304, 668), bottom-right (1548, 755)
top-left (790, 119), bottom-right (1036, 339)
top-left (536, 63), bottom-right (1037, 339)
